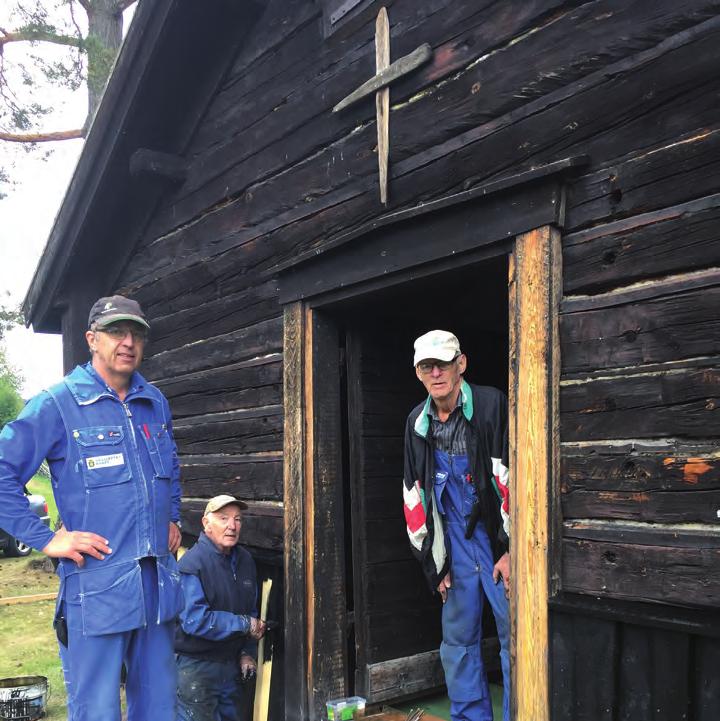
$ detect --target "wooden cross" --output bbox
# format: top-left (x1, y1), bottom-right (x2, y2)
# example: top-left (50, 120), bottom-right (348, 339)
top-left (333, 8), bottom-right (433, 205)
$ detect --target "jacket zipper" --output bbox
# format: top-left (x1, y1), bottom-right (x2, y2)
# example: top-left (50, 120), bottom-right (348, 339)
top-left (122, 400), bottom-right (153, 554)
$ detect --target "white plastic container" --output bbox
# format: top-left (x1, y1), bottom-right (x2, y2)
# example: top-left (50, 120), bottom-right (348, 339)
top-left (326, 695), bottom-right (366, 720)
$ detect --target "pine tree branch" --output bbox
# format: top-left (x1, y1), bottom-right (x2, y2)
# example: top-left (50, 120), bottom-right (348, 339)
top-left (0, 29), bottom-right (83, 50)
top-left (0, 128), bottom-right (83, 142)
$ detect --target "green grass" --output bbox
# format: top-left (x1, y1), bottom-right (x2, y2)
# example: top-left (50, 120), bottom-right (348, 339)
top-left (0, 556), bottom-right (65, 718)
top-left (0, 474), bottom-right (66, 718)
top-left (0, 556), bottom-right (59, 597)
top-left (0, 601), bottom-right (66, 719)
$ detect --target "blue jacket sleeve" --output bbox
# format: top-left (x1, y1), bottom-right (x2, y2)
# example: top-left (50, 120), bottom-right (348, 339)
top-left (0, 393), bottom-right (65, 550)
top-left (178, 573), bottom-right (252, 640)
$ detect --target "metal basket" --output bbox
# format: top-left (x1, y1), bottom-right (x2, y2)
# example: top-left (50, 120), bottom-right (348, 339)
top-left (0, 676), bottom-right (48, 721)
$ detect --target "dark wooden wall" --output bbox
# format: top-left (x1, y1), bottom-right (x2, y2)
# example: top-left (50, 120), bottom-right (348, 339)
top-left (103, 1), bottom-right (720, 718)
top-left (551, 607), bottom-right (720, 721)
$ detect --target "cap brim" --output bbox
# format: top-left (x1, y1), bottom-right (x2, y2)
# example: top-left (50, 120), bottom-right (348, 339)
top-left (94, 314), bottom-right (150, 330)
top-left (413, 348), bottom-right (458, 366)
top-left (207, 500), bottom-right (249, 514)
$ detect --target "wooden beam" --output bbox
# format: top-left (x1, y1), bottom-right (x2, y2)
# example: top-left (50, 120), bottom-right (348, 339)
top-left (509, 225), bottom-right (561, 721)
top-left (283, 302), bottom-right (308, 721)
top-left (0, 592), bottom-right (57, 606)
top-left (332, 43), bottom-right (432, 113)
top-left (129, 148), bottom-right (188, 183)
top-left (375, 8), bottom-right (390, 205)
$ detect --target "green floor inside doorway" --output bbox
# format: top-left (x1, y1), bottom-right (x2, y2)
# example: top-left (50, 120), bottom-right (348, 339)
top-left (395, 684), bottom-right (503, 720)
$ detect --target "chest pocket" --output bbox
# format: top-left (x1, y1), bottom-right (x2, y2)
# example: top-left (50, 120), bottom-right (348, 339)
top-left (74, 426), bottom-right (131, 487)
top-left (142, 423), bottom-right (173, 479)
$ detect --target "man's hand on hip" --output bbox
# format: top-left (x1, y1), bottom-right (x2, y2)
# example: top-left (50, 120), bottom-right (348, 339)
top-left (492, 551), bottom-right (510, 598)
top-left (168, 521), bottom-right (182, 553)
top-left (437, 572), bottom-right (452, 603)
top-left (42, 527), bottom-right (111, 567)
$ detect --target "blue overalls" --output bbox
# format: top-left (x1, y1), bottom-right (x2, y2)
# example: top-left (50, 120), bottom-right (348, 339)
top-left (434, 449), bottom-right (510, 721)
top-left (0, 363), bottom-right (183, 721)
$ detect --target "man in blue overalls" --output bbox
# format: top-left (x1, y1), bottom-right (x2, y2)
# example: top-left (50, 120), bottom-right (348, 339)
top-left (0, 295), bottom-right (183, 721)
top-left (403, 330), bottom-right (510, 721)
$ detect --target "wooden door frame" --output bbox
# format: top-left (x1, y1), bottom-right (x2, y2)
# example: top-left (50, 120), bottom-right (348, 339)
top-left (282, 227), bottom-right (560, 721)
top-left (280, 163), bottom-right (573, 721)
top-left (508, 226), bottom-right (561, 721)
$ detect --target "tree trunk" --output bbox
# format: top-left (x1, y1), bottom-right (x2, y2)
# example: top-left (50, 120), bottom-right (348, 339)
top-left (85, 1), bottom-right (126, 130)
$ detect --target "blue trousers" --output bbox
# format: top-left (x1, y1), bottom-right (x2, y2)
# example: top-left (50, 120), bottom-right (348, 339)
top-left (176, 655), bottom-right (244, 721)
top-left (435, 451), bottom-right (510, 721)
top-left (58, 558), bottom-right (176, 721)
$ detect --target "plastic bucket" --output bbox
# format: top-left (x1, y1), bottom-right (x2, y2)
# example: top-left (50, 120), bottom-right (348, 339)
top-left (0, 676), bottom-right (48, 721)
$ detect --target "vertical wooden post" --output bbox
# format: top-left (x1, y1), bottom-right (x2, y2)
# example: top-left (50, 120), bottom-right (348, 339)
top-left (508, 225), bottom-right (561, 721)
top-left (283, 302), bottom-right (308, 721)
top-left (60, 282), bottom-right (104, 373)
top-left (284, 304), bottom-right (348, 721)
top-left (307, 310), bottom-right (347, 719)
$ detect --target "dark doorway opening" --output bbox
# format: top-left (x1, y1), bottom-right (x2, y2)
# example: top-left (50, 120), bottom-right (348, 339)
top-left (325, 252), bottom-right (509, 704)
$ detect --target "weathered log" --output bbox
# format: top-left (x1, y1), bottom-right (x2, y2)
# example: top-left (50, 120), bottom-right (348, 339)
top-left (560, 284), bottom-right (720, 374)
top-left (562, 534), bottom-right (720, 606)
top-left (563, 193), bottom-right (720, 295)
top-left (560, 367), bottom-right (720, 441)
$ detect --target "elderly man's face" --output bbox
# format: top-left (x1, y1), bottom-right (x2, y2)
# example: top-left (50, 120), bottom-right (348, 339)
top-left (202, 504), bottom-right (243, 554)
top-left (415, 353), bottom-right (467, 404)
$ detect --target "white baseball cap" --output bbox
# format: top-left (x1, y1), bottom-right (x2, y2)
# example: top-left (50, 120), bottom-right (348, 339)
top-left (413, 330), bottom-right (461, 366)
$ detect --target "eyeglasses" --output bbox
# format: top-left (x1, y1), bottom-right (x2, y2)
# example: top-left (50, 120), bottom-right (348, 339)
top-left (96, 325), bottom-right (148, 342)
top-left (417, 356), bottom-right (459, 374)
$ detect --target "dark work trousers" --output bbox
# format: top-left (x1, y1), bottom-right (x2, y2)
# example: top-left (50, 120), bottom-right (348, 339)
top-left (59, 557), bottom-right (176, 721)
top-left (434, 450), bottom-right (510, 721)
top-left (176, 654), bottom-right (244, 721)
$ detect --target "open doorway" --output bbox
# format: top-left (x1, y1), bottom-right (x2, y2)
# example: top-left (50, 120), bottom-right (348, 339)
top-left (282, 212), bottom-right (561, 721)
top-left (325, 253), bottom-right (509, 709)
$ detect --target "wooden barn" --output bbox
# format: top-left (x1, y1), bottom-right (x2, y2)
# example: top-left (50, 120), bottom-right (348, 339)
top-left (23, 1), bottom-right (720, 720)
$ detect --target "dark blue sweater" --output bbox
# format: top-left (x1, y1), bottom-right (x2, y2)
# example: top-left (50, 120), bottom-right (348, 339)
top-left (174, 533), bottom-right (258, 662)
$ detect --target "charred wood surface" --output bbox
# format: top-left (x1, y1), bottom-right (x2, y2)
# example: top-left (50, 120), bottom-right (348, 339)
top-left (563, 193), bottom-right (720, 295)
top-left (560, 285), bottom-right (720, 375)
top-left (180, 454), bottom-right (283, 501)
top-left (560, 368), bottom-right (720, 441)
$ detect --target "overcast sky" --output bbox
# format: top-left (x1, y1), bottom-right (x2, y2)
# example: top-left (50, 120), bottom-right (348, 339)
top-left (1, 4), bottom-right (135, 398)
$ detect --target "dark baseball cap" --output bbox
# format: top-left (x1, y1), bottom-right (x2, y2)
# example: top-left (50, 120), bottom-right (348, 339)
top-left (88, 295), bottom-right (150, 330)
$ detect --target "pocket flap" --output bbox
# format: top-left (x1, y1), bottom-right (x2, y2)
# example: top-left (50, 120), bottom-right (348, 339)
top-left (74, 426), bottom-right (125, 447)
top-left (80, 562), bottom-right (145, 635)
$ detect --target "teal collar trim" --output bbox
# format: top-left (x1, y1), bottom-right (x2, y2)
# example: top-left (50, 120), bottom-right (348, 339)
top-left (414, 379), bottom-right (473, 438)
top-left (414, 395), bottom-right (433, 438)
top-left (460, 379), bottom-right (473, 422)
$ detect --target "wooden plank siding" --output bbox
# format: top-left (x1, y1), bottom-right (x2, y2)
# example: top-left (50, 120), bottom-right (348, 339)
top-left (551, 609), bottom-right (720, 721)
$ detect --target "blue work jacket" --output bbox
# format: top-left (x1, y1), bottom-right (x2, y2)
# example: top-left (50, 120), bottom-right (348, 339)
top-left (0, 363), bottom-right (183, 635)
top-left (175, 533), bottom-right (258, 662)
